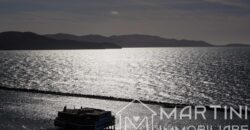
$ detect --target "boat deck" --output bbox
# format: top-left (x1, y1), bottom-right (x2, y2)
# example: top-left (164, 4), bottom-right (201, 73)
top-left (54, 107), bottom-right (115, 130)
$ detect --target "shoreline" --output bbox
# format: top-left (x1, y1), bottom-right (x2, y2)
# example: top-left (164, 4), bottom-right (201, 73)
top-left (1, 86), bottom-right (249, 113)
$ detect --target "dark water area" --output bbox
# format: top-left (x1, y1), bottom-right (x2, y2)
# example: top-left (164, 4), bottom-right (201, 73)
top-left (0, 90), bottom-right (248, 130)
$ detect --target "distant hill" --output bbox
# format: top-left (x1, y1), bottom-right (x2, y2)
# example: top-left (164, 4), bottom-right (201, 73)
top-left (0, 32), bottom-right (121, 50)
top-left (225, 43), bottom-right (250, 47)
top-left (1, 32), bottom-right (248, 50)
top-left (45, 33), bottom-right (111, 43)
top-left (45, 34), bottom-right (214, 47)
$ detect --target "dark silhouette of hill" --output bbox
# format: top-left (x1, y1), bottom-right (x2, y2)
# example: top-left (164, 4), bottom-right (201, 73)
top-left (2, 32), bottom-right (247, 49)
top-left (45, 33), bottom-right (213, 47)
top-left (0, 31), bottom-right (121, 50)
top-left (225, 43), bottom-right (250, 47)
top-left (110, 34), bottom-right (213, 47)
top-left (45, 33), bottom-right (111, 43)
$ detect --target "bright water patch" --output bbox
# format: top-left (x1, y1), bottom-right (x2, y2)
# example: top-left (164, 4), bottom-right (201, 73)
top-left (0, 47), bottom-right (249, 106)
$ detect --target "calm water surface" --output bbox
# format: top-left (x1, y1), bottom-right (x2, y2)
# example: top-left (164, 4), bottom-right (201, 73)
top-left (0, 47), bottom-right (249, 106)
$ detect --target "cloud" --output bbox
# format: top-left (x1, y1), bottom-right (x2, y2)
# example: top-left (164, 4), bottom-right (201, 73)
top-left (111, 11), bottom-right (119, 15)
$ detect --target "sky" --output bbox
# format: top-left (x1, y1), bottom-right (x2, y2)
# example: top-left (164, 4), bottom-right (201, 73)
top-left (0, 0), bottom-right (250, 45)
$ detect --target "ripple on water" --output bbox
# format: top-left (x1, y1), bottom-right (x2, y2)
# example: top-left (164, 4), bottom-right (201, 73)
top-left (0, 48), bottom-right (249, 106)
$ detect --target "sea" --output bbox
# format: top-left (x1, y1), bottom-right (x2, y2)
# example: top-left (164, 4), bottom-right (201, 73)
top-left (0, 47), bottom-right (249, 129)
top-left (0, 47), bottom-right (249, 106)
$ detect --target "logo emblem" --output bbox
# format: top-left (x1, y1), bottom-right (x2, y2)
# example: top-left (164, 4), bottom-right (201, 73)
top-left (116, 99), bottom-right (157, 130)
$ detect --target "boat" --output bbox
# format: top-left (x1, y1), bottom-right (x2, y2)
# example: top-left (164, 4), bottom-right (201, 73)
top-left (54, 106), bottom-right (115, 130)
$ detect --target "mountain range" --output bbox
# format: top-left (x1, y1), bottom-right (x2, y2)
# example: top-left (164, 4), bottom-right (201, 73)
top-left (0, 31), bottom-right (121, 50)
top-left (45, 33), bottom-right (213, 47)
top-left (0, 31), bottom-right (249, 50)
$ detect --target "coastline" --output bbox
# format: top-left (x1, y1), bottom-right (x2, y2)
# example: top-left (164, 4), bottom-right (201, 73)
top-left (1, 85), bottom-right (249, 112)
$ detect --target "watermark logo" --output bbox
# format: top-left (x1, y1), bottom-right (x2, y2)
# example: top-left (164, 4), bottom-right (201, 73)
top-left (116, 99), bottom-right (249, 130)
top-left (116, 99), bottom-right (157, 130)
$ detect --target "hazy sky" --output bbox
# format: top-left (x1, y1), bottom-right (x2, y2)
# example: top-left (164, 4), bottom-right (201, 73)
top-left (0, 0), bottom-right (250, 45)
